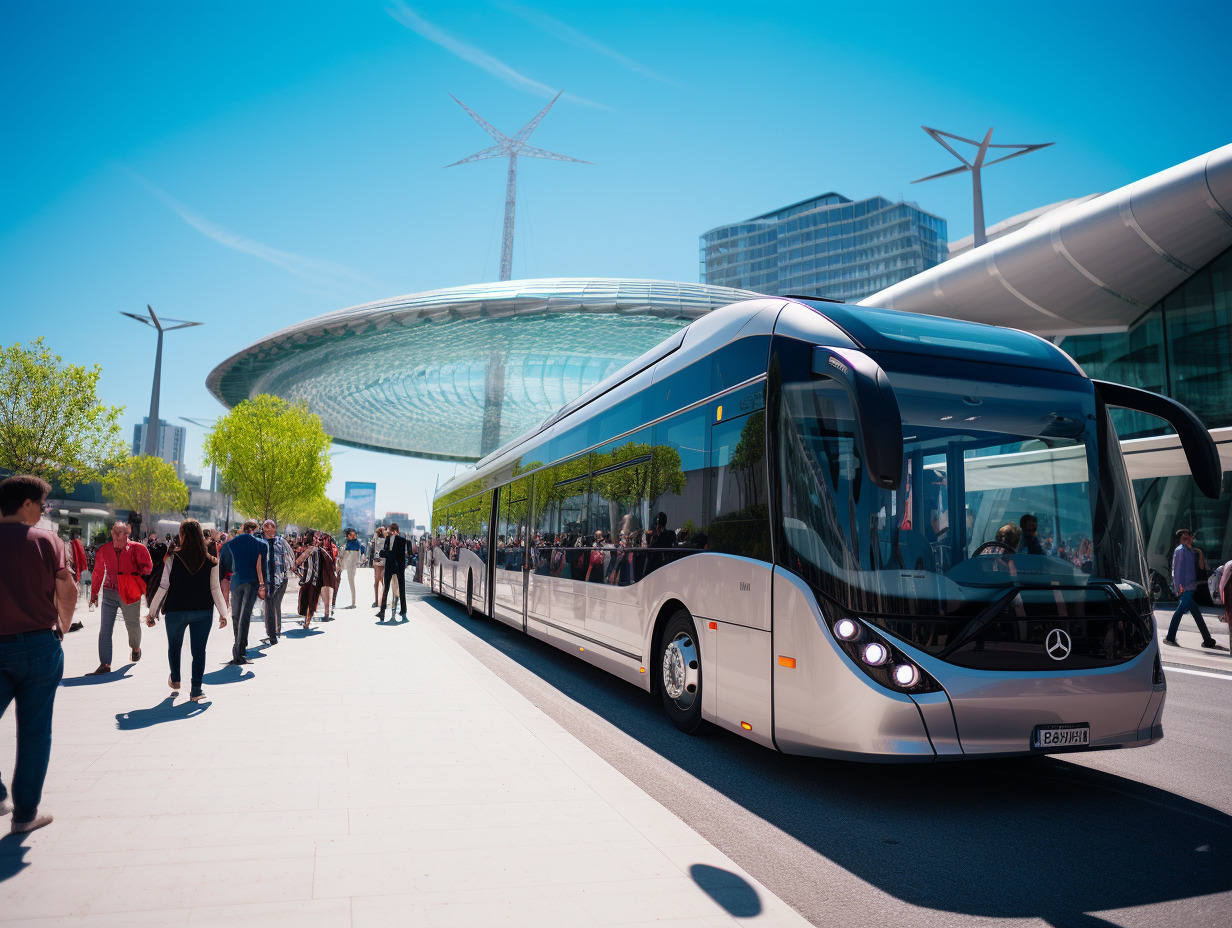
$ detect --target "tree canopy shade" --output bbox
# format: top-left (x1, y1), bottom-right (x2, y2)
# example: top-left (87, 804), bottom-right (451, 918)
top-left (0, 337), bottom-right (126, 491)
top-left (203, 395), bottom-right (333, 524)
top-left (100, 455), bottom-right (189, 528)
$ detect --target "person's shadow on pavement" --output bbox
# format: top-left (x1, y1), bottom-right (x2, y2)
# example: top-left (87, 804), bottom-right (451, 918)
top-left (115, 695), bottom-right (210, 730)
top-left (60, 663), bottom-right (136, 686)
top-left (0, 834), bottom-right (31, 883)
top-left (201, 664), bottom-right (254, 685)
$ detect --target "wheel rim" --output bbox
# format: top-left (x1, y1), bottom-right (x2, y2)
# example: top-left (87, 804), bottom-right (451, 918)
top-left (662, 631), bottom-right (699, 711)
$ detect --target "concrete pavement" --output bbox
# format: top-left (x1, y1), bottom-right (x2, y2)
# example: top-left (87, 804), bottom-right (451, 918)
top-left (1154, 601), bottom-right (1232, 675)
top-left (0, 569), bottom-right (809, 926)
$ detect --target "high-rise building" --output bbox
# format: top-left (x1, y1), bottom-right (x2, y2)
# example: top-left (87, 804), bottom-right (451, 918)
top-left (131, 417), bottom-right (186, 477)
top-left (700, 193), bottom-right (947, 302)
top-left (344, 482), bottom-right (377, 537)
top-left (384, 511), bottom-right (409, 527)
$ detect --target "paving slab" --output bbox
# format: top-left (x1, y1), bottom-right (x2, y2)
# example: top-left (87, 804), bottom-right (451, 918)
top-left (0, 570), bottom-right (809, 926)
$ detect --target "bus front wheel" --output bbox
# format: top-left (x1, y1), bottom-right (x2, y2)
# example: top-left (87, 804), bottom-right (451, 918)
top-left (659, 609), bottom-right (703, 734)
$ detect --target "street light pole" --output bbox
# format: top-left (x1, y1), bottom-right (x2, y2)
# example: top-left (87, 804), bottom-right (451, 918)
top-left (122, 306), bottom-right (202, 457)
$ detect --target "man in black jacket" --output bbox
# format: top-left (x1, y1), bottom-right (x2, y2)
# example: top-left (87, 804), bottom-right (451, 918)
top-left (376, 523), bottom-right (408, 621)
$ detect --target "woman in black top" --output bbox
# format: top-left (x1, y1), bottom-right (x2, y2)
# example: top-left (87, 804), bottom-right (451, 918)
top-left (146, 519), bottom-right (231, 701)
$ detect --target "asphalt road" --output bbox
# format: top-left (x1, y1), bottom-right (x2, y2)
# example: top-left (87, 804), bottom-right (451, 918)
top-left (415, 585), bottom-right (1232, 928)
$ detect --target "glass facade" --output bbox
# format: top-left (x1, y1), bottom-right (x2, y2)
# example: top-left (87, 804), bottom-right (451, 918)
top-left (1061, 246), bottom-right (1232, 577)
top-left (700, 193), bottom-right (948, 301)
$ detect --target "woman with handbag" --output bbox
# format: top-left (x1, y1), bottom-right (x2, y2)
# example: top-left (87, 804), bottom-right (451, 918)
top-left (87, 520), bottom-right (153, 674)
top-left (145, 520), bottom-right (230, 702)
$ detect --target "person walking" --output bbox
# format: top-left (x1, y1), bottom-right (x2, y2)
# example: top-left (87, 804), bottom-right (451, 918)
top-left (1164, 528), bottom-right (1220, 649)
top-left (219, 520), bottom-right (267, 665)
top-left (376, 522), bottom-right (408, 621)
top-left (319, 533), bottom-right (339, 621)
top-left (339, 529), bottom-right (364, 608)
top-left (295, 531), bottom-right (327, 629)
top-left (370, 526), bottom-right (387, 607)
top-left (88, 520), bottom-right (153, 674)
top-left (145, 519), bottom-right (230, 702)
top-left (260, 520), bottom-right (294, 644)
top-left (67, 530), bottom-right (88, 632)
top-left (0, 475), bottom-right (76, 834)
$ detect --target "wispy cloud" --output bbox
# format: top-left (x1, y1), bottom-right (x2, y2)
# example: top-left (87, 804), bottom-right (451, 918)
top-left (495, 1), bottom-right (671, 84)
top-left (123, 168), bottom-right (378, 291)
top-left (386, 2), bottom-right (607, 109)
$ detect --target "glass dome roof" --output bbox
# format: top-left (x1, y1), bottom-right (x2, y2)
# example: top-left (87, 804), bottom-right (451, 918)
top-left (207, 278), bottom-right (759, 462)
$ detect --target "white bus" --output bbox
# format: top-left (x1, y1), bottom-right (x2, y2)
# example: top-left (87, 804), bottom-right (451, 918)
top-left (429, 297), bottom-right (1220, 761)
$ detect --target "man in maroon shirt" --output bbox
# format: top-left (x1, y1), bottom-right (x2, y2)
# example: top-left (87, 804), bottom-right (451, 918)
top-left (88, 520), bottom-right (153, 674)
top-left (0, 475), bottom-right (76, 834)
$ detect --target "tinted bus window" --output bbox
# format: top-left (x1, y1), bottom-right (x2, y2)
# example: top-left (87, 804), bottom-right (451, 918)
top-left (708, 410), bottom-right (770, 560)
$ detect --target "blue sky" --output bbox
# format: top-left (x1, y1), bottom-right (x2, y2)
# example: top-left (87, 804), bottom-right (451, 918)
top-left (2, 0), bottom-right (1229, 526)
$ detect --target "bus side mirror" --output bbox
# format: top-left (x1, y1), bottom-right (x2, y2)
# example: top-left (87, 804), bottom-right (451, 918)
top-left (811, 347), bottom-right (904, 490)
top-left (1094, 380), bottom-right (1222, 500)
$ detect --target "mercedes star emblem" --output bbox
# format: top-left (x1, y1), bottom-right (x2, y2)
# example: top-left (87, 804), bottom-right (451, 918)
top-left (1045, 628), bottom-right (1072, 661)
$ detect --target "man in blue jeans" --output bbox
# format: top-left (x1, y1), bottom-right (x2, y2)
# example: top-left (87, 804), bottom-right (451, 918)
top-left (1165, 528), bottom-right (1220, 649)
top-left (220, 520), bottom-right (268, 665)
top-left (0, 475), bottom-right (77, 834)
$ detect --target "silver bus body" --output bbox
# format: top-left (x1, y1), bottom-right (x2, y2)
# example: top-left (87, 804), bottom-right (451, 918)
top-left (429, 298), bottom-right (1215, 761)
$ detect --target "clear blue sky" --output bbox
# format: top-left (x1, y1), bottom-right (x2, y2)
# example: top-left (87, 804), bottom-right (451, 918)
top-left (2, 0), bottom-right (1229, 527)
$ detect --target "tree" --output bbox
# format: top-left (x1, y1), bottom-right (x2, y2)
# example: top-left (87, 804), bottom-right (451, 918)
top-left (203, 395), bottom-right (333, 524)
top-left (289, 496), bottom-right (342, 534)
top-left (100, 455), bottom-right (190, 529)
top-left (0, 337), bottom-right (126, 490)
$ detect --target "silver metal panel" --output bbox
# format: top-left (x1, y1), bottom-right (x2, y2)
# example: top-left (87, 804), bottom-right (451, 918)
top-left (910, 644), bottom-right (1160, 755)
top-left (651, 300), bottom-right (783, 384)
top-left (1135, 686), bottom-right (1166, 743)
top-left (911, 691), bottom-right (962, 756)
top-left (1052, 191), bottom-right (1189, 304)
top-left (771, 570), bottom-right (935, 760)
top-left (525, 614), bottom-right (646, 689)
top-left (767, 301), bottom-right (858, 349)
top-left (714, 622), bottom-right (775, 748)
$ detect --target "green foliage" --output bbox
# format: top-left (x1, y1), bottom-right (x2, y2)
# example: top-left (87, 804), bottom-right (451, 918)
top-left (101, 455), bottom-right (190, 523)
top-left (289, 496), bottom-right (342, 534)
top-left (0, 337), bottom-right (126, 491)
top-left (204, 395), bottom-right (333, 523)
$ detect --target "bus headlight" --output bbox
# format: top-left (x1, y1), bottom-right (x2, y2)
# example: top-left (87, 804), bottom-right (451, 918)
top-left (834, 618), bottom-right (860, 641)
top-left (862, 642), bottom-right (889, 666)
top-left (892, 663), bottom-right (919, 688)
top-left (824, 607), bottom-right (943, 694)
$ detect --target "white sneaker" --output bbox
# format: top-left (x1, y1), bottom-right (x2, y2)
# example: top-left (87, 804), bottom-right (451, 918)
top-left (10, 813), bottom-right (53, 834)
top-left (0, 798), bottom-right (12, 816)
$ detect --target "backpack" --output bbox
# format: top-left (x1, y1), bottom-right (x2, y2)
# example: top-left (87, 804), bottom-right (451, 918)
top-left (1210, 561), bottom-right (1229, 605)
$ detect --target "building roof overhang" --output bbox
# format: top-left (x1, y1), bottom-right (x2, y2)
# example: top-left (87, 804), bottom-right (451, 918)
top-left (861, 144), bottom-right (1232, 336)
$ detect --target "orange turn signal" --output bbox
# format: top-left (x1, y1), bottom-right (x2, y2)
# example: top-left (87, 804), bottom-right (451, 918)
top-left (579, 647), bottom-right (585, 652)
top-left (639, 667), bottom-right (646, 673)
top-left (778, 656), bottom-right (796, 668)
top-left (740, 722), bottom-right (752, 731)
top-left (708, 621), bottom-right (717, 630)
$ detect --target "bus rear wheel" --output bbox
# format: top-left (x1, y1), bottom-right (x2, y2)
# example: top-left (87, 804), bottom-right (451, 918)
top-left (658, 609), bottom-right (703, 734)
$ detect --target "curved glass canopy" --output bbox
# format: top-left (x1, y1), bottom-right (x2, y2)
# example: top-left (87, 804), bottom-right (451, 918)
top-left (207, 278), bottom-right (759, 462)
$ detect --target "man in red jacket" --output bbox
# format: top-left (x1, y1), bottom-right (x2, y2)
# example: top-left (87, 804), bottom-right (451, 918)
top-left (88, 521), bottom-right (153, 674)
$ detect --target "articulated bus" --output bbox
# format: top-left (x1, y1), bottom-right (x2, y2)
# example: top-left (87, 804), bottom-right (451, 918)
top-left (428, 297), bottom-right (1221, 761)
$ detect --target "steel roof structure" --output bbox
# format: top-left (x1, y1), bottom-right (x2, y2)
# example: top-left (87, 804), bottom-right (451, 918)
top-left (207, 278), bottom-right (758, 462)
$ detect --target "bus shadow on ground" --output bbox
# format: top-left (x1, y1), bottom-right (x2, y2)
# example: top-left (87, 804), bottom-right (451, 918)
top-left (422, 590), bottom-right (1232, 928)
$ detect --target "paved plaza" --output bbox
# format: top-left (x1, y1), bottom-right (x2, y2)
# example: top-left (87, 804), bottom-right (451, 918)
top-left (0, 569), bottom-right (808, 927)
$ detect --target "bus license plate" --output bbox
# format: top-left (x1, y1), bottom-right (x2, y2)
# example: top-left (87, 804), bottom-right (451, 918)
top-left (1032, 724), bottom-right (1090, 749)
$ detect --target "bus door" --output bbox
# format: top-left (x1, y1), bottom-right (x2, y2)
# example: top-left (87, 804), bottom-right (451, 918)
top-left (493, 476), bottom-right (531, 630)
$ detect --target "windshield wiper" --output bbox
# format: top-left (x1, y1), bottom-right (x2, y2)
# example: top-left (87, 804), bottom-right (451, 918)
top-left (936, 581), bottom-right (1084, 660)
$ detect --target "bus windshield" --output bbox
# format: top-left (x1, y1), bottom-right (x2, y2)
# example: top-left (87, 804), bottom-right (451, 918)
top-left (778, 366), bottom-right (1150, 655)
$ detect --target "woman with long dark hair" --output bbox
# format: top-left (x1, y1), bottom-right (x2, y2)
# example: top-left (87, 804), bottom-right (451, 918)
top-left (295, 530), bottom-right (325, 629)
top-left (146, 519), bottom-right (230, 702)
